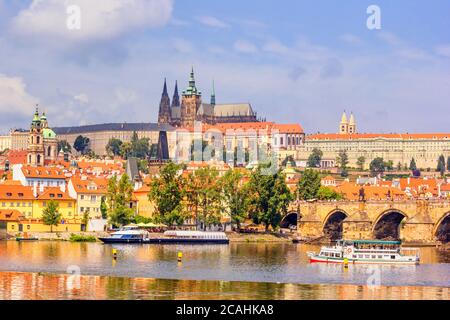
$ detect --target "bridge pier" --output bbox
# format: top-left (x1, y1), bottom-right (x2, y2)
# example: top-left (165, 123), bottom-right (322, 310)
top-left (342, 221), bottom-right (372, 240)
top-left (402, 222), bottom-right (435, 243)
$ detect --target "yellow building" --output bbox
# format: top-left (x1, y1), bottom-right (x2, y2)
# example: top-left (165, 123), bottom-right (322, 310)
top-left (133, 185), bottom-right (156, 218)
top-left (68, 176), bottom-right (108, 219)
top-left (0, 184), bottom-right (81, 233)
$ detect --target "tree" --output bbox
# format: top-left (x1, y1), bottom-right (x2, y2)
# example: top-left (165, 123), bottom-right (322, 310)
top-left (106, 138), bottom-right (123, 156)
top-left (317, 186), bottom-right (343, 200)
top-left (220, 169), bottom-right (249, 229)
top-left (148, 162), bottom-right (186, 226)
top-left (106, 174), bottom-right (134, 227)
top-left (396, 162), bottom-right (402, 171)
top-left (73, 135), bottom-right (90, 154)
top-left (138, 159), bottom-right (149, 174)
top-left (100, 196), bottom-right (108, 219)
top-left (246, 166), bottom-right (293, 231)
top-left (336, 150), bottom-right (349, 177)
top-left (42, 200), bottom-right (61, 233)
top-left (409, 158), bottom-right (417, 171)
top-left (120, 142), bottom-right (132, 159)
top-left (307, 148), bottom-right (323, 168)
top-left (370, 157), bottom-right (385, 176)
top-left (437, 155), bottom-right (446, 176)
top-left (447, 156), bottom-right (450, 171)
top-left (57, 140), bottom-right (72, 153)
top-left (297, 169), bottom-right (321, 200)
top-left (130, 132), bottom-right (150, 159)
top-left (385, 160), bottom-right (394, 171)
top-left (356, 156), bottom-right (366, 171)
top-left (184, 167), bottom-right (224, 230)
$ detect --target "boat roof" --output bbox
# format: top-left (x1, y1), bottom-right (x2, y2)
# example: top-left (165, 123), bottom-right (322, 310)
top-left (341, 239), bottom-right (401, 245)
top-left (163, 230), bottom-right (228, 238)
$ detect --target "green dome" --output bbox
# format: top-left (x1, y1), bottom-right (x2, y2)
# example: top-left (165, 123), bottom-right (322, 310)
top-left (43, 128), bottom-right (56, 139)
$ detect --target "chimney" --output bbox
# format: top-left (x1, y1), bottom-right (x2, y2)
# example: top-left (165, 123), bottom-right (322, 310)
top-left (39, 183), bottom-right (44, 194)
top-left (33, 183), bottom-right (37, 198)
top-left (60, 184), bottom-right (66, 193)
top-left (407, 177), bottom-right (410, 185)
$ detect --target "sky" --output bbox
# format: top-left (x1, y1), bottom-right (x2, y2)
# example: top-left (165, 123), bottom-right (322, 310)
top-left (0, 0), bottom-right (449, 134)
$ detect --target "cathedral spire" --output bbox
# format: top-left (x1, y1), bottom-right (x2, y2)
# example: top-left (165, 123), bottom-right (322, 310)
top-left (158, 78), bottom-right (171, 124)
top-left (162, 78), bottom-right (168, 96)
top-left (210, 80), bottom-right (216, 106)
top-left (172, 80), bottom-right (180, 108)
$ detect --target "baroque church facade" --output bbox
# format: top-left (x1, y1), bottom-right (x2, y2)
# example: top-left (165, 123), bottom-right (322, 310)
top-left (158, 68), bottom-right (261, 127)
top-left (27, 108), bottom-right (58, 166)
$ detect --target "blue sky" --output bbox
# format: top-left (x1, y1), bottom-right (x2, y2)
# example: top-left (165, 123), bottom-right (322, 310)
top-left (0, 0), bottom-right (449, 134)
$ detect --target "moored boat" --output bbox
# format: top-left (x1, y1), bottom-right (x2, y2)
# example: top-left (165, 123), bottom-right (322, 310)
top-left (307, 239), bottom-right (420, 265)
top-left (98, 226), bottom-right (149, 244)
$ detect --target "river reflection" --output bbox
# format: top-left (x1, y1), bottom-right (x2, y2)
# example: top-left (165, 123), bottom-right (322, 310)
top-left (0, 272), bottom-right (448, 300)
top-left (0, 242), bottom-right (449, 287)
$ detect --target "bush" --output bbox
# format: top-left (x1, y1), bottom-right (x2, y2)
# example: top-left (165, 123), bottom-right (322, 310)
top-left (69, 233), bottom-right (97, 242)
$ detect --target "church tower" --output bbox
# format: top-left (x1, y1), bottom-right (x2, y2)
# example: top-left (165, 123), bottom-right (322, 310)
top-left (348, 112), bottom-right (356, 134)
top-left (27, 107), bottom-right (45, 166)
top-left (339, 111), bottom-right (349, 134)
top-left (181, 67), bottom-right (202, 128)
top-left (210, 80), bottom-right (216, 106)
top-left (172, 80), bottom-right (180, 108)
top-left (157, 78), bottom-right (171, 124)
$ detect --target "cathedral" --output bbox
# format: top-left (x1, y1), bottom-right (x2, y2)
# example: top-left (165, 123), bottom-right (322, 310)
top-left (27, 108), bottom-right (58, 166)
top-left (157, 68), bottom-right (261, 127)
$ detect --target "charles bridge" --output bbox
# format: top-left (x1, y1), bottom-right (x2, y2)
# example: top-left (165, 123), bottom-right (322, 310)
top-left (282, 199), bottom-right (450, 243)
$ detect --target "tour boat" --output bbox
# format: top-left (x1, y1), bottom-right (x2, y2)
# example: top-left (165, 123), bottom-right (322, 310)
top-left (99, 228), bottom-right (229, 244)
top-left (98, 226), bottom-right (150, 244)
top-left (307, 240), bottom-right (420, 265)
top-left (148, 230), bottom-right (229, 244)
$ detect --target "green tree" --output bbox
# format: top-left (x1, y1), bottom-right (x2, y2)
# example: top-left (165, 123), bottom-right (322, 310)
top-left (437, 155), bottom-right (446, 176)
top-left (297, 169), bottom-right (321, 200)
top-left (42, 200), bottom-right (62, 233)
top-left (307, 148), bottom-right (323, 168)
top-left (184, 167), bottom-right (223, 230)
top-left (120, 142), bottom-right (132, 159)
top-left (220, 169), bottom-right (249, 229)
top-left (130, 132), bottom-right (150, 159)
top-left (106, 138), bottom-right (123, 156)
top-left (138, 159), bottom-right (149, 174)
top-left (106, 174), bottom-right (134, 227)
top-left (148, 162), bottom-right (186, 226)
top-left (246, 166), bottom-right (293, 231)
top-left (317, 186), bottom-right (343, 200)
top-left (370, 157), bottom-right (385, 176)
top-left (447, 156), bottom-right (450, 171)
top-left (100, 196), bottom-right (108, 219)
top-left (385, 160), bottom-right (394, 171)
top-left (73, 135), bottom-right (90, 154)
top-left (356, 156), bottom-right (366, 171)
top-left (409, 158), bottom-right (417, 171)
top-left (336, 150), bottom-right (349, 177)
top-left (396, 162), bottom-right (402, 171)
top-left (57, 140), bottom-right (72, 153)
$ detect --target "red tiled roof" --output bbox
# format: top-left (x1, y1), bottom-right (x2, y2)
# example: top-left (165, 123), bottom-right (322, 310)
top-left (21, 166), bottom-right (66, 179)
top-left (36, 187), bottom-right (75, 201)
top-left (0, 185), bottom-right (34, 200)
top-left (0, 209), bottom-right (24, 221)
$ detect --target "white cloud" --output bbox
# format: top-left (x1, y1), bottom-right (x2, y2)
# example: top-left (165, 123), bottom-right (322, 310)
top-left (435, 45), bottom-right (450, 58)
top-left (12, 0), bottom-right (173, 41)
top-left (263, 40), bottom-right (289, 54)
top-left (173, 38), bottom-right (193, 53)
top-left (234, 40), bottom-right (258, 54)
top-left (339, 34), bottom-right (362, 45)
top-left (196, 16), bottom-right (229, 29)
top-left (73, 93), bottom-right (89, 104)
top-left (0, 74), bottom-right (38, 117)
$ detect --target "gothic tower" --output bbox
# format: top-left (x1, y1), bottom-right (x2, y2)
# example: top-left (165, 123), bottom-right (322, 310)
top-left (157, 78), bottom-right (171, 124)
top-left (27, 107), bottom-right (45, 166)
top-left (172, 80), bottom-right (180, 108)
top-left (348, 112), bottom-right (356, 134)
top-left (210, 80), bottom-right (216, 106)
top-left (339, 111), bottom-right (349, 134)
top-left (181, 67), bottom-right (202, 128)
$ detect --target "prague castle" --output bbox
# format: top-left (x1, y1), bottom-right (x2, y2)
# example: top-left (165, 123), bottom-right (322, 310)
top-left (296, 112), bottom-right (450, 170)
top-left (158, 68), bottom-right (259, 127)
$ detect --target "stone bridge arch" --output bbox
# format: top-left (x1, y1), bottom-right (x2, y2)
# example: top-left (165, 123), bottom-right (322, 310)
top-left (322, 209), bottom-right (349, 240)
top-left (433, 211), bottom-right (450, 243)
top-left (372, 209), bottom-right (409, 240)
top-left (280, 211), bottom-right (300, 229)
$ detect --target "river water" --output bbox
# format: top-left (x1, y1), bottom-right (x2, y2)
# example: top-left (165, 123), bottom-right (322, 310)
top-left (0, 242), bottom-right (449, 299)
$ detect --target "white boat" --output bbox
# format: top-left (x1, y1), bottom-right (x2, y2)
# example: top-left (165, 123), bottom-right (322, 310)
top-left (307, 240), bottom-right (420, 265)
top-left (99, 226), bottom-right (150, 244)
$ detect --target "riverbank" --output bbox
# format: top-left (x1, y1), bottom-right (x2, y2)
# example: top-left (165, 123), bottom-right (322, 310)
top-left (0, 271), bottom-right (448, 300)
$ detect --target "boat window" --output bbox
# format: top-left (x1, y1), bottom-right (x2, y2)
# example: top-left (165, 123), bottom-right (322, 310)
top-left (378, 255), bottom-right (382, 259)
top-left (352, 255), bottom-right (357, 258)
top-left (391, 255), bottom-right (396, 259)
top-left (371, 255), bottom-right (376, 259)
top-left (365, 255), bottom-right (370, 259)
top-left (336, 253), bottom-right (341, 258)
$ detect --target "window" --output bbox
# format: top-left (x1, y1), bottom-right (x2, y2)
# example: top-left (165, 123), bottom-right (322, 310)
top-left (1, 203), bottom-right (4, 207)
top-left (68, 203), bottom-right (72, 207)
top-left (391, 255), bottom-right (396, 259)
top-left (50, 194), bottom-right (55, 198)
top-left (27, 225), bottom-right (30, 230)
top-left (43, 202), bottom-right (46, 207)
top-left (80, 195), bottom-right (85, 200)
